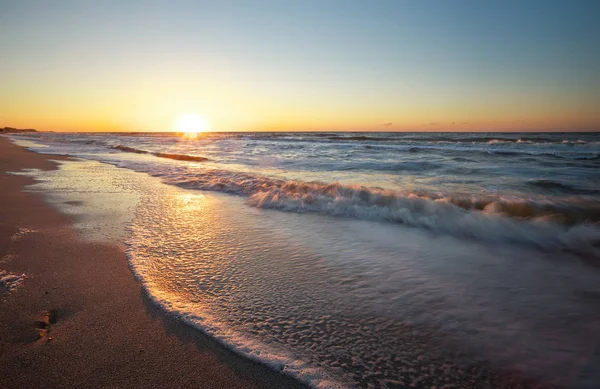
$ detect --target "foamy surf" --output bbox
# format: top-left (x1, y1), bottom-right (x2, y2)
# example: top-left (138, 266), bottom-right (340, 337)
top-left (126, 246), bottom-right (350, 389)
top-left (16, 152), bottom-right (600, 389)
top-left (163, 170), bottom-right (600, 255)
top-left (0, 270), bottom-right (26, 294)
top-left (10, 133), bottom-right (600, 257)
top-left (125, 173), bottom-right (600, 389)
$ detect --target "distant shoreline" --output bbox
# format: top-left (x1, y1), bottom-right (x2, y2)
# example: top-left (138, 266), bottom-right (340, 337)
top-left (1, 127), bottom-right (37, 133)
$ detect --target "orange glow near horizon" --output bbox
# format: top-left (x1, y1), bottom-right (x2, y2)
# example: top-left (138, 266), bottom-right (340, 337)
top-left (1, 3), bottom-right (599, 133)
top-left (1, 65), bottom-right (598, 133)
top-left (4, 114), bottom-right (598, 133)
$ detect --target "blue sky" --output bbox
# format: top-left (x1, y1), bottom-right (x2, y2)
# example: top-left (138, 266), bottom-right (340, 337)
top-left (1, 0), bottom-right (599, 131)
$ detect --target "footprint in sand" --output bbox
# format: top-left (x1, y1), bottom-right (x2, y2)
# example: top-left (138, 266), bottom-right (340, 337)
top-left (35, 310), bottom-right (57, 341)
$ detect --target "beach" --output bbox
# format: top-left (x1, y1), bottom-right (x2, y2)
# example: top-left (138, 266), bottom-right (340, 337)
top-left (2, 2), bottom-right (599, 387)
top-left (0, 136), bottom-right (307, 389)
top-left (2, 132), bottom-right (600, 388)
top-left (0, 0), bottom-right (600, 389)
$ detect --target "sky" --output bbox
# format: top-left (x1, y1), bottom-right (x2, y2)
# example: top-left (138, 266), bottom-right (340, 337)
top-left (1, 0), bottom-right (599, 132)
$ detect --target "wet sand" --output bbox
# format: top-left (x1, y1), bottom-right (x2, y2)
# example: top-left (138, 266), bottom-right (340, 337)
top-left (0, 136), bottom-right (307, 389)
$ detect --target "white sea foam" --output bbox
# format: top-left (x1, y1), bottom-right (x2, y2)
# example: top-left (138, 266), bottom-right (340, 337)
top-left (126, 179), bottom-right (600, 388)
top-left (127, 249), bottom-right (350, 389)
top-left (0, 270), bottom-right (26, 293)
top-left (9, 227), bottom-right (38, 241)
top-left (18, 158), bottom-right (349, 388)
top-left (161, 170), bottom-right (600, 255)
top-left (9, 134), bottom-right (600, 256)
top-left (16, 151), bottom-right (600, 388)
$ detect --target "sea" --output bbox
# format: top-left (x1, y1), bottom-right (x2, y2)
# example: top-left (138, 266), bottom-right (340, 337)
top-left (8, 131), bottom-right (600, 388)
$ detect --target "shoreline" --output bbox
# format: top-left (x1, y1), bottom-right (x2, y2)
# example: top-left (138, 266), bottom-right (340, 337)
top-left (0, 136), bottom-right (308, 389)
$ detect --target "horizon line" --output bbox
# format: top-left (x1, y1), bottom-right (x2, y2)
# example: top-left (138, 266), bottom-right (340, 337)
top-left (3, 127), bottom-right (600, 134)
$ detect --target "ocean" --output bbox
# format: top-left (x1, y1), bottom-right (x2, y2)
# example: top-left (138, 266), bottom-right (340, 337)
top-left (9, 131), bottom-right (600, 388)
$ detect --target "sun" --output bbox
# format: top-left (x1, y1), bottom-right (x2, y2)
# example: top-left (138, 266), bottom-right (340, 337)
top-left (176, 114), bottom-right (210, 134)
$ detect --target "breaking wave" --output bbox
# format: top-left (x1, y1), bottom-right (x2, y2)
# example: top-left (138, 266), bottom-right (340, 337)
top-left (164, 170), bottom-right (600, 255)
top-left (489, 149), bottom-right (600, 160)
top-left (355, 143), bottom-right (600, 161)
top-left (11, 133), bottom-right (600, 255)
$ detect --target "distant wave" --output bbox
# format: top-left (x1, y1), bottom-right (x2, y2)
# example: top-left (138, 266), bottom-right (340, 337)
top-left (489, 149), bottom-right (600, 160)
top-left (164, 170), bottom-right (600, 255)
top-left (326, 135), bottom-right (397, 141)
top-left (361, 143), bottom-right (600, 161)
top-left (223, 132), bottom-right (599, 144)
top-left (314, 160), bottom-right (443, 172)
top-left (153, 152), bottom-right (209, 162)
top-left (113, 145), bottom-right (209, 162)
top-left (242, 133), bottom-right (598, 145)
top-left (113, 145), bottom-right (148, 154)
top-left (372, 135), bottom-right (597, 145)
top-left (526, 179), bottom-right (600, 195)
top-left (54, 134), bottom-right (600, 163)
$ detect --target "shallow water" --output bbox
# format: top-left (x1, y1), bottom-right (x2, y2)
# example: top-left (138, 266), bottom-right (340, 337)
top-left (15, 155), bottom-right (600, 389)
top-left (12, 132), bottom-right (600, 197)
top-left (9, 132), bottom-right (600, 256)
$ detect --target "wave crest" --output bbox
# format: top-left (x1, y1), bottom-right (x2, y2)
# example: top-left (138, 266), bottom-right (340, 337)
top-left (165, 170), bottom-right (600, 255)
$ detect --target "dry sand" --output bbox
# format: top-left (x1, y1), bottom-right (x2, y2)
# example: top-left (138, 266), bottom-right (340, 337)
top-left (0, 137), bottom-right (307, 389)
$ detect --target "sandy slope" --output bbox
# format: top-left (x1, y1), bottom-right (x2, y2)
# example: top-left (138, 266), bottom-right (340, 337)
top-left (0, 136), bottom-right (306, 389)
